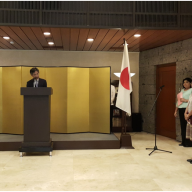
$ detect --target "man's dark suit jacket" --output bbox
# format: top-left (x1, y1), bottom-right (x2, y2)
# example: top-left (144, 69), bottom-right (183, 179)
top-left (26, 78), bottom-right (47, 87)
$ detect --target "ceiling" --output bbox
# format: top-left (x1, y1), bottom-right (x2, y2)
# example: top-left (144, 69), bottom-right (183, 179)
top-left (0, 26), bottom-right (192, 52)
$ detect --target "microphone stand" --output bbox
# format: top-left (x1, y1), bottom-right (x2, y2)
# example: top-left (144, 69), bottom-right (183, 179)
top-left (146, 85), bottom-right (172, 156)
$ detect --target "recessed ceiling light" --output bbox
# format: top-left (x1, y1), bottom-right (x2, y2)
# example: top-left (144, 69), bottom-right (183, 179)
top-left (134, 34), bottom-right (141, 37)
top-left (87, 38), bottom-right (94, 42)
top-left (3, 37), bottom-right (10, 40)
top-left (48, 42), bottom-right (54, 45)
top-left (10, 41), bottom-right (14, 44)
top-left (44, 32), bottom-right (51, 36)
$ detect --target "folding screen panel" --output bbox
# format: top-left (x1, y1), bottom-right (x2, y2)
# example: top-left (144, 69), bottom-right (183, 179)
top-left (67, 67), bottom-right (90, 133)
top-left (46, 68), bottom-right (67, 133)
top-left (89, 68), bottom-right (110, 133)
top-left (1, 67), bottom-right (23, 134)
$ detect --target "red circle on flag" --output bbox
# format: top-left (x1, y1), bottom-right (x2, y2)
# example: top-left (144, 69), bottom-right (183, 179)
top-left (120, 67), bottom-right (130, 90)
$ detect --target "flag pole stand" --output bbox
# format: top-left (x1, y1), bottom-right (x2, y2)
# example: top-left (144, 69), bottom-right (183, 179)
top-left (120, 111), bottom-right (134, 149)
top-left (146, 86), bottom-right (172, 155)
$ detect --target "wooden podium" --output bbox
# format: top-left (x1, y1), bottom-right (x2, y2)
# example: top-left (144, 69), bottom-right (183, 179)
top-left (19, 87), bottom-right (53, 157)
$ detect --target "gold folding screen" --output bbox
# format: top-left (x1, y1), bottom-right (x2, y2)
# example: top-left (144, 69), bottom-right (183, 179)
top-left (0, 67), bottom-right (110, 134)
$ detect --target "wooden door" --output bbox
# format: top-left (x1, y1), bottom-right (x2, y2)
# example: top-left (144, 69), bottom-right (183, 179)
top-left (156, 64), bottom-right (176, 139)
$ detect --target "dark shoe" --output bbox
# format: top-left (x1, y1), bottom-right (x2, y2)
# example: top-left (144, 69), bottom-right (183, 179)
top-left (190, 161), bottom-right (192, 164)
top-left (184, 145), bottom-right (189, 147)
top-left (187, 159), bottom-right (192, 162)
top-left (179, 143), bottom-right (183, 146)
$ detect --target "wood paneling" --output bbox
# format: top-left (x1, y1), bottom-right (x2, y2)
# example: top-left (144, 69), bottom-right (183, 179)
top-left (96, 29), bottom-right (118, 51)
top-left (0, 26), bottom-right (192, 52)
top-left (51, 28), bottom-right (63, 50)
top-left (103, 30), bottom-right (125, 51)
top-left (37, 27), bottom-right (52, 50)
top-left (130, 30), bottom-right (166, 52)
top-left (11, 27), bottom-right (37, 50)
top-left (61, 28), bottom-right (70, 51)
top-left (70, 29), bottom-right (79, 51)
top-left (111, 29), bottom-right (138, 50)
top-left (158, 30), bottom-right (192, 49)
top-left (0, 28), bottom-right (17, 49)
top-left (113, 30), bottom-right (148, 52)
top-left (89, 29), bottom-right (109, 51)
top-left (144, 30), bottom-right (179, 51)
top-left (31, 27), bottom-right (48, 48)
top-left (0, 27), bottom-right (25, 49)
top-left (20, 27), bottom-right (43, 50)
top-left (1, 26), bottom-right (30, 49)
top-left (83, 29), bottom-right (99, 51)
top-left (129, 30), bottom-right (157, 51)
top-left (0, 41), bottom-right (10, 49)
top-left (77, 29), bottom-right (89, 51)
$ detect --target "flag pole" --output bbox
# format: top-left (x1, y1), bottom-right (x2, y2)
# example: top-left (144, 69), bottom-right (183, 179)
top-left (123, 38), bottom-right (127, 135)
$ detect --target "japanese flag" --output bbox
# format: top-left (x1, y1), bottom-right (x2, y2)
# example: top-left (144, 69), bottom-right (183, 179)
top-left (116, 41), bottom-right (132, 116)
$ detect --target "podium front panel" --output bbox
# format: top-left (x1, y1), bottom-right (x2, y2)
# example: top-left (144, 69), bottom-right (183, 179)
top-left (23, 95), bottom-right (50, 142)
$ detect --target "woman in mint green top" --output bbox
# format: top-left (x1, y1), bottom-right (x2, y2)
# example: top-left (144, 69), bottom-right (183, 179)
top-left (174, 78), bottom-right (192, 147)
top-left (176, 88), bottom-right (192, 108)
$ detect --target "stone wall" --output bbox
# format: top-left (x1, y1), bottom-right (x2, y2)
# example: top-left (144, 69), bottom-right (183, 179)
top-left (139, 38), bottom-right (192, 141)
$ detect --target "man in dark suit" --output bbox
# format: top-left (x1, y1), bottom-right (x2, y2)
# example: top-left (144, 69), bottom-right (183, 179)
top-left (27, 67), bottom-right (47, 87)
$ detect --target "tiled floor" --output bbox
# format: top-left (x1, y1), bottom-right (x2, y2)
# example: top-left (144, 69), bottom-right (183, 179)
top-left (0, 132), bottom-right (192, 191)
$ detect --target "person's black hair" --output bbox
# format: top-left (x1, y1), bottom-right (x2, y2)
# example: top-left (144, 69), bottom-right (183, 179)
top-left (30, 67), bottom-right (39, 75)
top-left (183, 77), bottom-right (192, 88)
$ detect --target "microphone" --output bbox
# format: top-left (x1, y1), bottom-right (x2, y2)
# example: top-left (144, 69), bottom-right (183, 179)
top-left (160, 85), bottom-right (165, 89)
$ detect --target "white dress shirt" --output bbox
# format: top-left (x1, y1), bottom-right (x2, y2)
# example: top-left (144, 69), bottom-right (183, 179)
top-left (33, 79), bottom-right (39, 87)
top-left (111, 85), bottom-right (116, 105)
